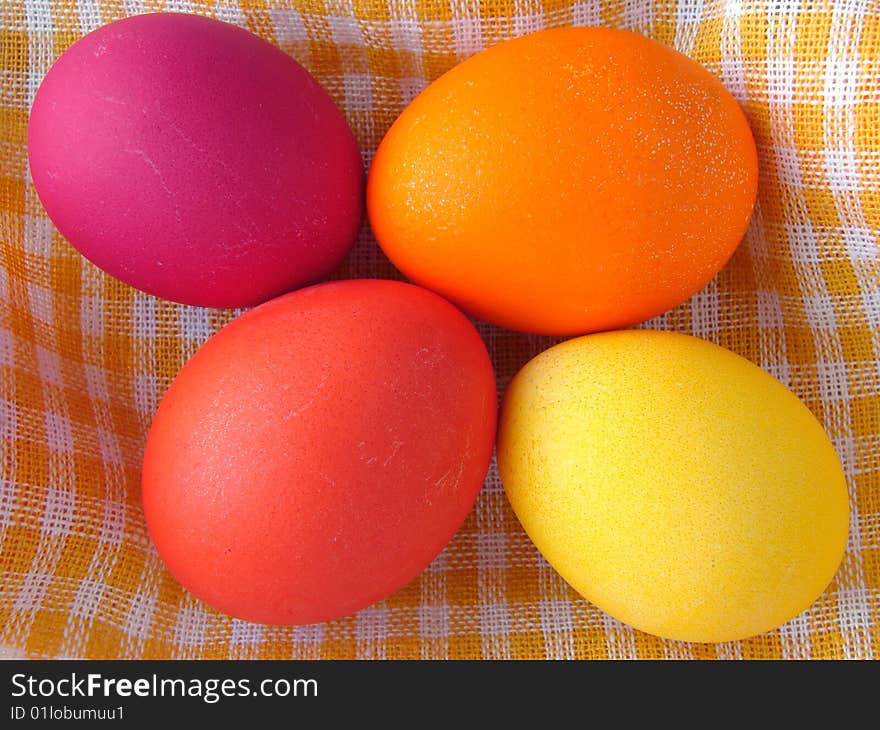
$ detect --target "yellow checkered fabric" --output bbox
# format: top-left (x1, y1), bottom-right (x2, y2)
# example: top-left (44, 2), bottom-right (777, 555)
top-left (1, 0), bottom-right (878, 659)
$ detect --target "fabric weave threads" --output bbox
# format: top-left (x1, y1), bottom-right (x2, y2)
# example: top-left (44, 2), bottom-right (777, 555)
top-left (1, 0), bottom-right (878, 659)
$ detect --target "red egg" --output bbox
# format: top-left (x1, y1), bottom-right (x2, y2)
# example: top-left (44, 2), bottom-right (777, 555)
top-left (141, 280), bottom-right (497, 625)
top-left (27, 13), bottom-right (363, 307)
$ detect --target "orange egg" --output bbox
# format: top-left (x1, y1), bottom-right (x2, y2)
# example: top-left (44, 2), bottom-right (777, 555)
top-left (368, 27), bottom-right (759, 335)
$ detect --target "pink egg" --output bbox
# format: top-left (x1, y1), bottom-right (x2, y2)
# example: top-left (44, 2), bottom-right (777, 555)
top-left (27, 13), bottom-right (364, 307)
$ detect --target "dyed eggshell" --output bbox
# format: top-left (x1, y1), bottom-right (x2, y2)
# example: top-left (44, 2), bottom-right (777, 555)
top-left (28, 13), bottom-right (363, 307)
top-left (142, 279), bottom-right (497, 625)
top-left (497, 331), bottom-right (849, 642)
top-left (368, 27), bottom-right (759, 335)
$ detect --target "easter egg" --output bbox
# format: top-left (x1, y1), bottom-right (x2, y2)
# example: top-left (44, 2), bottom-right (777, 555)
top-left (368, 27), bottom-right (758, 335)
top-left (142, 279), bottom-right (496, 625)
top-left (497, 331), bottom-right (849, 642)
top-left (28, 13), bottom-right (363, 308)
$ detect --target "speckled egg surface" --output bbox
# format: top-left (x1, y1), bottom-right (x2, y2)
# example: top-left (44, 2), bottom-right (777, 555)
top-left (142, 279), bottom-right (497, 625)
top-left (28, 13), bottom-right (363, 307)
top-left (497, 330), bottom-right (849, 642)
top-left (368, 27), bottom-right (759, 335)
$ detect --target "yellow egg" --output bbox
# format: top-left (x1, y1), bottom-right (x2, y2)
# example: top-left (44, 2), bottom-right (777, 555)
top-left (497, 331), bottom-right (849, 643)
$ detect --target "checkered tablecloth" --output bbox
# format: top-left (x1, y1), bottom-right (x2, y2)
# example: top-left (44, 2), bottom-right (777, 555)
top-left (1, 0), bottom-right (878, 659)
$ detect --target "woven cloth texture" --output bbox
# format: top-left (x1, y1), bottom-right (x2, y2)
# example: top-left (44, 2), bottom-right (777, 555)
top-left (1, 0), bottom-right (878, 660)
